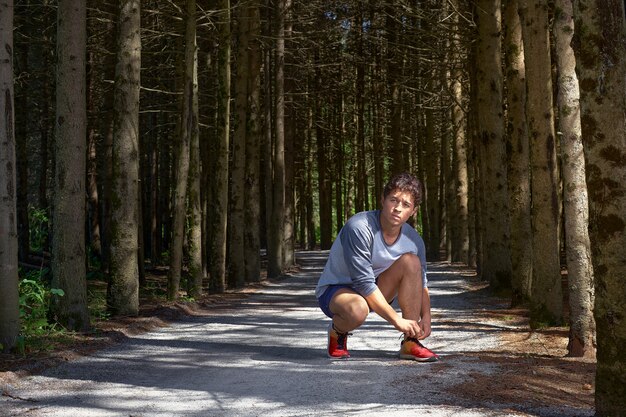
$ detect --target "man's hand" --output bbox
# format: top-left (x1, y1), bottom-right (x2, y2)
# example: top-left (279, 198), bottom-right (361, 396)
top-left (418, 315), bottom-right (431, 340)
top-left (394, 317), bottom-right (422, 339)
top-left (364, 288), bottom-right (424, 338)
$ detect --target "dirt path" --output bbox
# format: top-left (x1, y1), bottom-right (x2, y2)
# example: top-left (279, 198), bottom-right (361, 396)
top-left (1, 251), bottom-right (594, 416)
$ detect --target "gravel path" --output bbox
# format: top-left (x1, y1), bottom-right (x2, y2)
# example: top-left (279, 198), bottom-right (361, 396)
top-left (1, 251), bottom-right (592, 417)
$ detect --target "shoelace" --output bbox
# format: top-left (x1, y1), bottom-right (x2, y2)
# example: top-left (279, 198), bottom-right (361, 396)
top-left (333, 324), bottom-right (352, 348)
top-left (400, 335), bottom-right (422, 345)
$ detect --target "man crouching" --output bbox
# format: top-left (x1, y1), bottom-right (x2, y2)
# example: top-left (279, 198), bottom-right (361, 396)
top-left (315, 172), bottom-right (438, 361)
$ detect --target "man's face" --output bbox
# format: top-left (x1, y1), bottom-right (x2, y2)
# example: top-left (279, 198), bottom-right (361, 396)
top-left (380, 189), bottom-right (417, 227)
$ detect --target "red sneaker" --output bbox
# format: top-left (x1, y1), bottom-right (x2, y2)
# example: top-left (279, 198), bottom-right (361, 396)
top-left (399, 337), bottom-right (439, 362)
top-left (327, 323), bottom-right (350, 359)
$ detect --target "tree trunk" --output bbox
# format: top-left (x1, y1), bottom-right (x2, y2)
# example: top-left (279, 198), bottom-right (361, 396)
top-left (86, 3), bottom-right (116, 266)
top-left (38, 28), bottom-right (52, 222)
top-left (87, 129), bottom-right (101, 258)
top-left (372, 53), bottom-right (384, 206)
top-left (230, 0), bottom-right (249, 288)
top-left (451, 71), bottom-right (469, 264)
top-left (262, 6), bottom-right (272, 255)
top-left (467, 146), bottom-right (478, 269)
top-left (355, 22), bottom-right (366, 214)
top-left (244, 0), bottom-right (262, 283)
top-left (185, 0), bottom-right (203, 297)
top-left (424, 105), bottom-right (441, 261)
top-left (386, 0), bottom-right (405, 175)
top-left (14, 21), bottom-right (29, 263)
top-left (136, 181), bottom-right (146, 287)
top-left (443, 119), bottom-right (454, 262)
top-left (0, 0), bottom-right (21, 352)
top-left (99, 14), bottom-right (117, 274)
top-left (200, 48), bottom-right (213, 281)
top-left (554, 0), bottom-right (596, 358)
top-left (574, 0), bottom-right (626, 411)
top-left (315, 50), bottom-right (332, 250)
top-left (305, 96), bottom-right (316, 249)
top-left (149, 128), bottom-right (160, 265)
top-left (335, 94), bottom-right (344, 232)
top-left (101, 114), bottom-right (114, 274)
top-left (475, 0), bottom-right (512, 289)
top-left (283, 0), bottom-right (295, 269)
top-left (168, 24), bottom-right (190, 300)
top-left (210, 0), bottom-right (230, 292)
top-left (268, 0), bottom-right (287, 277)
top-left (467, 44), bottom-right (479, 270)
top-left (503, 0), bottom-right (532, 305)
top-left (345, 91), bottom-right (355, 219)
top-left (518, 0), bottom-right (563, 325)
top-left (107, 0), bottom-right (141, 316)
top-left (52, 0), bottom-right (90, 331)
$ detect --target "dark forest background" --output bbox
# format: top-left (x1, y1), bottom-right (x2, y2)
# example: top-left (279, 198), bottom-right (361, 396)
top-left (0, 0), bottom-right (624, 413)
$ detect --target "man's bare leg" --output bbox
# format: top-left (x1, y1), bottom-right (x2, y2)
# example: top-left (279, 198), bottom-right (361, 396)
top-left (329, 289), bottom-right (369, 333)
top-left (376, 253), bottom-right (423, 324)
top-left (377, 253), bottom-right (437, 361)
top-left (326, 289), bottom-right (368, 358)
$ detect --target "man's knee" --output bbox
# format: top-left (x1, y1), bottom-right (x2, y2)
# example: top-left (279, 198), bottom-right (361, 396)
top-left (345, 299), bottom-right (369, 324)
top-left (397, 253), bottom-right (421, 274)
top-left (332, 292), bottom-right (369, 324)
top-left (338, 297), bottom-right (369, 324)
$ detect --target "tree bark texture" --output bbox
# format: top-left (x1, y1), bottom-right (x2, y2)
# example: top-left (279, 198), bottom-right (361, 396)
top-left (244, 0), bottom-right (262, 283)
top-left (87, 141), bottom-right (101, 256)
top-left (210, 0), bottom-right (231, 292)
top-left (168, 25), bottom-right (190, 300)
top-left (108, 0), bottom-right (141, 316)
top-left (0, 0), bottom-right (21, 352)
top-left (518, 0), bottom-right (563, 325)
top-left (99, 17), bottom-right (117, 274)
top-left (185, 0), bottom-right (203, 297)
top-left (14, 26), bottom-right (29, 263)
top-left (334, 97), bottom-right (344, 232)
top-left (424, 106), bottom-right (441, 261)
top-left (554, 0), bottom-right (595, 358)
top-left (503, 0), bottom-right (533, 305)
top-left (305, 98), bottom-right (316, 250)
top-left (450, 40), bottom-right (469, 264)
top-left (315, 49), bottom-right (333, 250)
top-left (574, 0), bottom-right (626, 412)
top-left (467, 45), bottom-right (479, 270)
top-left (52, 0), bottom-right (90, 331)
top-left (386, 0), bottom-right (405, 175)
top-left (262, 13), bottom-right (273, 255)
top-left (230, 0), bottom-right (249, 288)
top-left (282, 0), bottom-right (295, 269)
top-left (268, 0), bottom-right (287, 277)
top-left (355, 7), bottom-right (367, 213)
top-left (474, 0), bottom-right (512, 289)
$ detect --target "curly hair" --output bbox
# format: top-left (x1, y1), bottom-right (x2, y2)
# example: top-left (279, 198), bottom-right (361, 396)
top-left (382, 172), bottom-right (423, 206)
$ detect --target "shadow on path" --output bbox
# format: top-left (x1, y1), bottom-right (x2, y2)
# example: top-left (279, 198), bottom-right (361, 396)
top-left (2, 251), bottom-right (593, 417)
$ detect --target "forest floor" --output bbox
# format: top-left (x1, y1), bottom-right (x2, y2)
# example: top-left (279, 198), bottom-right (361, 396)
top-left (0, 251), bottom-right (595, 416)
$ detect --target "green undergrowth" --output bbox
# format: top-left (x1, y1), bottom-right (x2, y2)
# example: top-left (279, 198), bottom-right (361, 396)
top-left (15, 264), bottom-right (193, 356)
top-left (13, 208), bottom-right (186, 355)
top-left (17, 268), bottom-right (67, 354)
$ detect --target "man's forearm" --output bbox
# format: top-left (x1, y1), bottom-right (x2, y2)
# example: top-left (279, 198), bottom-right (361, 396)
top-left (364, 288), bottom-right (401, 327)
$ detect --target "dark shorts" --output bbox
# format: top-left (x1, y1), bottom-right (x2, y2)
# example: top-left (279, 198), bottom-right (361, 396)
top-left (317, 284), bottom-right (354, 318)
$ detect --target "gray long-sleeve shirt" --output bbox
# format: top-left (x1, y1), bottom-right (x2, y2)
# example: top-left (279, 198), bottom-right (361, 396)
top-left (315, 210), bottom-right (428, 299)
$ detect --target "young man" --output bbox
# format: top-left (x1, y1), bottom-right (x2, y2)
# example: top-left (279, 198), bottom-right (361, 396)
top-left (315, 172), bottom-right (438, 361)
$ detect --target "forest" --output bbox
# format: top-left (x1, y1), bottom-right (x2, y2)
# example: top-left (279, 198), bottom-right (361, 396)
top-left (0, 0), bottom-right (624, 414)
